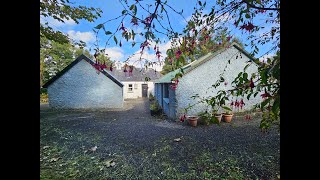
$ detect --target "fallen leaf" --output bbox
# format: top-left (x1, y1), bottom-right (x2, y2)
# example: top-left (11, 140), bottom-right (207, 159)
top-left (90, 146), bottom-right (97, 152)
top-left (174, 137), bottom-right (182, 142)
top-left (49, 157), bottom-right (60, 162)
top-left (277, 175), bottom-right (280, 179)
top-left (105, 160), bottom-right (115, 168)
top-left (110, 162), bottom-right (116, 167)
top-left (43, 146), bottom-right (50, 149)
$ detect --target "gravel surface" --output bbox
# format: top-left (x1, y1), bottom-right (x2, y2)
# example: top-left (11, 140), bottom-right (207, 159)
top-left (40, 98), bottom-right (280, 179)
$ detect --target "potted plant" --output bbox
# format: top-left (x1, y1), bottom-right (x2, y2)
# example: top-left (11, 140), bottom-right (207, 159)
top-left (198, 111), bottom-right (212, 125)
top-left (150, 100), bottom-right (161, 116)
top-left (223, 110), bottom-right (234, 123)
top-left (206, 94), bottom-right (230, 124)
top-left (187, 115), bottom-right (199, 127)
top-left (212, 110), bottom-right (223, 124)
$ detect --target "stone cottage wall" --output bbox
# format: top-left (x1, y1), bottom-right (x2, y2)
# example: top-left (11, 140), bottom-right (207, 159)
top-left (175, 46), bottom-right (262, 118)
top-left (47, 59), bottom-right (123, 108)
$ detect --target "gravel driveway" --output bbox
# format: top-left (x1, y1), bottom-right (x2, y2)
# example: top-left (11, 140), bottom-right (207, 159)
top-left (40, 98), bottom-right (280, 179)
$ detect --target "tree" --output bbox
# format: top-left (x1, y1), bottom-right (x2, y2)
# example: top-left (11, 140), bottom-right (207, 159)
top-left (40, 0), bottom-right (102, 46)
top-left (161, 24), bottom-right (244, 75)
top-left (40, 36), bottom-right (108, 86)
top-left (74, 48), bottom-right (94, 59)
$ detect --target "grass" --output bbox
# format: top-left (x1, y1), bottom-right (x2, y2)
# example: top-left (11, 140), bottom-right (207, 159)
top-left (40, 110), bottom-right (279, 179)
top-left (40, 129), bottom-right (255, 180)
top-left (40, 138), bottom-right (248, 179)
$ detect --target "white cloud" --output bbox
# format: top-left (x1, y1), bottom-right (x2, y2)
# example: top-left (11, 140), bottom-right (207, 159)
top-left (259, 54), bottom-right (274, 62)
top-left (124, 40), bottom-right (173, 71)
top-left (41, 16), bottom-right (76, 27)
top-left (104, 47), bottom-right (125, 61)
top-left (67, 30), bottom-right (95, 44)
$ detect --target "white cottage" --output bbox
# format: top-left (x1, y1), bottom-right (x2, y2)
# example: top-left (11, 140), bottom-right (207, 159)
top-left (155, 43), bottom-right (262, 119)
top-left (106, 65), bottom-right (162, 99)
top-left (42, 54), bottom-right (124, 109)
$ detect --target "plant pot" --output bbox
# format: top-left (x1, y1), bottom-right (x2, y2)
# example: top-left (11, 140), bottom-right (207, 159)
top-left (223, 114), bottom-right (233, 123)
top-left (213, 113), bottom-right (223, 123)
top-left (187, 116), bottom-right (199, 127)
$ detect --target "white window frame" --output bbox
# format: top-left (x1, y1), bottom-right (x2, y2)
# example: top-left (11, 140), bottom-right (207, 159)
top-left (128, 84), bottom-right (133, 92)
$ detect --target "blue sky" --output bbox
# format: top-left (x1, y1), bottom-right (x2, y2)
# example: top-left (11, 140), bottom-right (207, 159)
top-left (41, 0), bottom-right (278, 69)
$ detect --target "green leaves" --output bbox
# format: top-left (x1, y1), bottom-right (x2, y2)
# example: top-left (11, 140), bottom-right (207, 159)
top-left (244, 63), bottom-right (250, 72)
top-left (105, 31), bottom-right (112, 35)
top-left (113, 36), bottom-right (118, 45)
top-left (145, 77), bottom-right (151, 81)
top-left (222, 106), bottom-right (232, 112)
top-left (272, 96), bottom-right (280, 114)
top-left (260, 98), bottom-right (271, 110)
top-left (130, 4), bottom-right (137, 15)
top-left (131, 30), bottom-right (135, 40)
top-left (94, 24), bottom-right (104, 29)
top-left (243, 72), bottom-right (248, 81)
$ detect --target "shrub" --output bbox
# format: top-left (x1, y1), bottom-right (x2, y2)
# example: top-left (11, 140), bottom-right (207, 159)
top-left (149, 93), bottom-right (155, 101)
top-left (40, 93), bottom-right (48, 103)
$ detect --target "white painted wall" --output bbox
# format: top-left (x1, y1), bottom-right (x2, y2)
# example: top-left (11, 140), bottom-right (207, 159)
top-left (148, 81), bottom-right (155, 96)
top-left (122, 81), bottom-right (154, 99)
top-left (47, 59), bottom-right (123, 109)
top-left (176, 46), bottom-right (262, 117)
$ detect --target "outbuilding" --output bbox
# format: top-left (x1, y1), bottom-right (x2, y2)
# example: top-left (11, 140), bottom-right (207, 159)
top-left (42, 54), bottom-right (124, 109)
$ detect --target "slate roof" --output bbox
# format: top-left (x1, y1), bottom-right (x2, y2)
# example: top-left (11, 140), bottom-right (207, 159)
top-left (106, 66), bottom-right (162, 82)
top-left (155, 43), bottom-right (257, 83)
top-left (42, 54), bottom-right (124, 88)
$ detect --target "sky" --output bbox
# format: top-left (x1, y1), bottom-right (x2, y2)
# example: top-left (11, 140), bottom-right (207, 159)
top-left (41, 0), bottom-right (279, 70)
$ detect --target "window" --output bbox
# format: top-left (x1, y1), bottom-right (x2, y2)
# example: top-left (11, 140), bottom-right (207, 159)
top-left (128, 84), bottom-right (133, 92)
top-left (134, 83), bottom-right (138, 89)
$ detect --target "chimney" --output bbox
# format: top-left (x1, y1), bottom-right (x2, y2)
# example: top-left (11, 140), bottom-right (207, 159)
top-left (115, 60), bottom-right (122, 70)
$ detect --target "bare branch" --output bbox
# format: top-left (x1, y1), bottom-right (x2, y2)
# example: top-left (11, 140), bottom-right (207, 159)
top-left (242, 0), bottom-right (280, 11)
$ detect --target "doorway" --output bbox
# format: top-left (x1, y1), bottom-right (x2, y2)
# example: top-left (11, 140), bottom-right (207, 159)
top-left (142, 84), bottom-right (148, 97)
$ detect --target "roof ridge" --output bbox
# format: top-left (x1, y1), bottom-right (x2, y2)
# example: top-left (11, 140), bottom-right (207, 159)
top-left (156, 44), bottom-right (256, 83)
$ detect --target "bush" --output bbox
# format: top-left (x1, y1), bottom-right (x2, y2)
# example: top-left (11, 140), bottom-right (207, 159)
top-left (40, 93), bottom-right (48, 103)
top-left (198, 111), bottom-right (213, 125)
top-left (149, 93), bottom-right (155, 101)
top-left (150, 100), bottom-right (160, 111)
top-left (40, 88), bottom-right (47, 94)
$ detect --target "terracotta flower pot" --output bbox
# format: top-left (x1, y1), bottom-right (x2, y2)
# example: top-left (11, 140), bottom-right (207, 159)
top-left (187, 116), bottom-right (199, 127)
top-left (223, 114), bottom-right (233, 123)
top-left (214, 113), bottom-right (223, 123)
